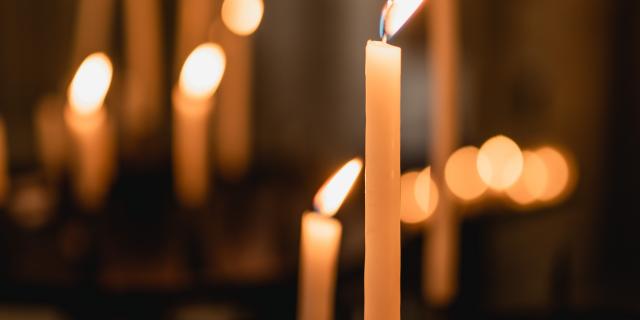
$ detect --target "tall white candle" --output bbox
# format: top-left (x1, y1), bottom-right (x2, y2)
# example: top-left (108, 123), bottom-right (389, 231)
top-left (65, 53), bottom-right (115, 211)
top-left (173, 43), bottom-right (226, 208)
top-left (425, 0), bottom-right (460, 306)
top-left (365, 39), bottom-right (401, 320)
top-left (298, 158), bottom-right (362, 320)
top-left (364, 2), bottom-right (423, 318)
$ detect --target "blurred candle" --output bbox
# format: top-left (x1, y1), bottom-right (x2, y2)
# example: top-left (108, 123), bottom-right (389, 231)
top-left (0, 118), bottom-right (9, 206)
top-left (34, 95), bottom-right (68, 184)
top-left (215, 0), bottom-right (263, 181)
top-left (123, 0), bottom-right (164, 149)
top-left (173, 43), bottom-right (226, 208)
top-left (425, 0), bottom-right (460, 306)
top-left (70, 0), bottom-right (115, 69)
top-left (298, 158), bottom-right (362, 320)
top-left (65, 53), bottom-right (115, 211)
top-left (175, 0), bottom-right (215, 75)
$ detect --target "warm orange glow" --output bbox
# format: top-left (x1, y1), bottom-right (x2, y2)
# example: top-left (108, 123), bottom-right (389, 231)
top-left (179, 43), bottom-right (226, 100)
top-left (536, 146), bottom-right (572, 202)
top-left (477, 135), bottom-right (524, 191)
top-left (445, 146), bottom-right (487, 201)
top-left (67, 52), bottom-right (113, 116)
top-left (313, 158), bottom-right (363, 217)
top-left (401, 167), bottom-right (438, 224)
top-left (381, 0), bottom-right (424, 39)
top-left (506, 150), bottom-right (548, 206)
top-left (221, 0), bottom-right (264, 36)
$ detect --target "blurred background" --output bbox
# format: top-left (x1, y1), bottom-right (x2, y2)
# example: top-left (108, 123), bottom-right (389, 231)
top-left (0, 0), bottom-right (638, 319)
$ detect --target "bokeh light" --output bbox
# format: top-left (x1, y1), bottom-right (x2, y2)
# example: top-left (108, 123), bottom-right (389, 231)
top-left (179, 43), bottom-right (226, 99)
top-left (402, 167), bottom-right (438, 224)
top-left (221, 0), bottom-right (264, 36)
top-left (445, 146), bottom-right (488, 201)
top-left (67, 52), bottom-right (112, 116)
top-left (477, 135), bottom-right (524, 191)
top-left (506, 150), bottom-right (548, 206)
top-left (536, 146), bottom-right (573, 203)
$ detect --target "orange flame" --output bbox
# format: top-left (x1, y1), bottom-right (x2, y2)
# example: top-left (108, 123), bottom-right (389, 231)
top-left (313, 158), bottom-right (363, 217)
top-left (380, 0), bottom-right (425, 39)
top-left (179, 43), bottom-right (226, 100)
top-left (67, 52), bottom-right (113, 116)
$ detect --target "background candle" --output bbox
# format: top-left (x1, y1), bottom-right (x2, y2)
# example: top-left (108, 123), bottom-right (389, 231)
top-left (34, 95), bottom-right (68, 185)
top-left (425, 0), bottom-right (461, 306)
top-left (69, 0), bottom-right (115, 78)
top-left (65, 53), bottom-right (115, 212)
top-left (175, 0), bottom-right (215, 77)
top-left (122, 0), bottom-right (164, 152)
top-left (364, 40), bottom-right (401, 320)
top-left (0, 118), bottom-right (9, 206)
top-left (173, 43), bottom-right (226, 208)
top-left (298, 158), bottom-right (362, 320)
top-left (215, 0), bottom-right (264, 181)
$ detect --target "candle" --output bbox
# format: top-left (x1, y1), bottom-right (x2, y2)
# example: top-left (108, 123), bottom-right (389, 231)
top-left (0, 118), bottom-right (9, 206)
top-left (215, 0), bottom-right (263, 181)
top-left (122, 0), bottom-right (164, 148)
top-left (364, 1), bottom-right (422, 318)
top-left (298, 158), bottom-right (362, 320)
top-left (34, 95), bottom-right (68, 184)
top-left (175, 0), bottom-right (215, 76)
top-left (69, 0), bottom-right (115, 78)
top-left (424, 0), bottom-right (460, 306)
top-left (65, 53), bottom-right (115, 211)
top-left (173, 43), bottom-right (226, 208)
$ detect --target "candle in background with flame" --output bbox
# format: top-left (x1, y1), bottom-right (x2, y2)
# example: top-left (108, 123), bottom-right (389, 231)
top-left (298, 158), bottom-right (362, 320)
top-left (65, 52), bottom-right (115, 211)
top-left (365, 1), bottom-right (422, 319)
top-left (173, 43), bottom-right (226, 208)
top-left (215, 0), bottom-right (264, 181)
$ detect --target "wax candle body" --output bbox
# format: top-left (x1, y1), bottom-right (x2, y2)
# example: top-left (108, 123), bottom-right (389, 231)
top-left (364, 40), bottom-right (401, 320)
top-left (65, 107), bottom-right (115, 211)
top-left (298, 211), bottom-right (342, 320)
top-left (216, 29), bottom-right (252, 181)
top-left (424, 0), bottom-right (460, 306)
top-left (172, 88), bottom-right (213, 208)
top-left (35, 95), bottom-right (68, 184)
top-left (123, 0), bottom-right (164, 146)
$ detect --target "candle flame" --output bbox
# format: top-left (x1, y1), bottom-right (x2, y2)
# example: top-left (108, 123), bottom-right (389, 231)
top-left (68, 52), bottom-right (113, 116)
top-left (179, 43), bottom-right (226, 99)
top-left (222, 0), bottom-right (264, 36)
top-left (379, 0), bottom-right (425, 40)
top-left (313, 158), bottom-right (363, 217)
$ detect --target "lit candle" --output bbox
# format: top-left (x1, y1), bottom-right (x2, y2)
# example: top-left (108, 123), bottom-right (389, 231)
top-left (175, 0), bottom-right (215, 75)
top-left (215, 0), bottom-right (264, 181)
top-left (0, 118), bottom-right (9, 206)
top-left (298, 158), bottom-right (362, 320)
top-left (65, 53), bottom-right (115, 211)
top-left (70, 0), bottom-right (115, 69)
top-left (364, 2), bottom-right (422, 318)
top-left (173, 43), bottom-right (226, 208)
top-left (122, 0), bottom-right (164, 147)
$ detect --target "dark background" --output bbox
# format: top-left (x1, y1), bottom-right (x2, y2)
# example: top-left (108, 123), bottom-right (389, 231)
top-left (0, 0), bottom-right (639, 319)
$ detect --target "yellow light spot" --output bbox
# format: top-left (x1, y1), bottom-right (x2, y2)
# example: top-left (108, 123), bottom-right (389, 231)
top-left (477, 135), bottom-right (524, 191)
top-left (445, 146), bottom-right (487, 201)
top-left (313, 158), bottom-right (363, 217)
top-left (221, 0), bottom-right (264, 36)
top-left (401, 167), bottom-right (438, 224)
top-left (179, 43), bottom-right (226, 100)
top-left (536, 146), bottom-right (573, 202)
top-left (67, 52), bottom-right (113, 116)
top-left (506, 150), bottom-right (548, 206)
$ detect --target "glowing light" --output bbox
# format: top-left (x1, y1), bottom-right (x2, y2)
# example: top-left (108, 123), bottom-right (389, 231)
top-left (401, 167), bottom-right (438, 224)
top-left (67, 52), bottom-right (113, 116)
top-left (536, 146), bottom-right (572, 202)
top-left (445, 146), bottom-right (488, 201)
top-left (477, 135), bottom-right (524, 191)
top-left (221, 0), bottom-right (264, 36)
top-left (380, 0), bottom-right (425, 39)
top-left (313, 158), bottom-right (363, 217)
top-left (506, 150), bottom-right (548, 205)
top-left (179, 43), bottom-right (226, 100)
